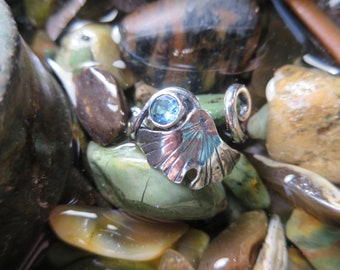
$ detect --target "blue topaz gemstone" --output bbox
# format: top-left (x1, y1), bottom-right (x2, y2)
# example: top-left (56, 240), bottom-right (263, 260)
top-left (149, 94), bottom-right (181, 126)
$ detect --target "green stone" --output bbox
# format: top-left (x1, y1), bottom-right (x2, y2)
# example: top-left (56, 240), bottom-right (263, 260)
top-left (223, 154), bottom-right (270, 210)
top-left (286, 208), bottom-right (340, 270)
top-left (247, 103), bottom-right (268, 140)
top-left (196, 94), bottom-right (226, 126)
top-left (54, 24), bottom-right (136, 89)
top-left (87, 141), bottom-right (228, 220)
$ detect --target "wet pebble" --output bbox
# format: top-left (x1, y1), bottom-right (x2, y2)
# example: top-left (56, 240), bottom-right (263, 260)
top-left (86, 141), bottom-right (228, 220)
top-left (198, 211), bottom-right (268, 270)
top-left (196, 93), bottom-right (226, 127)
top-left (0, 2), bottom-right (73, 267)
top-left (287, 246), bottom-right (314, 270)
top-left (248, 154), bottom-right (340, 226)
top-left (49, 205), bottom-right (189, 261)
top-left (117, 0), bottom-right (265, 93)
top-left (247, 103), bottom-right (268, 140)
top-left (158, 249), bottom-right (195, 270)
top-left (174, 228), bottom-right (210, 269)
top-left (73, 67), bottom-right (129, 146)
top-left (54, 23), bottom-right (136, 90)
top-left (286, 208), bottom-right (340, 270)
top-left (266, 65), bottom-right (340, 184)
top-left (223, 154), bottom-right (270, 210)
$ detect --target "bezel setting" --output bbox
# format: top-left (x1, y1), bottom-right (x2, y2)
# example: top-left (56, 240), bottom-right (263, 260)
top-left (148, 92), bottom-right (184, 129)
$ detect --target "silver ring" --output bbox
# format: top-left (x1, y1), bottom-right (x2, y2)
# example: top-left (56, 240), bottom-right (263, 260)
top-left (224, 84), bottom-right (252, 143)
top-left (132, 86), bottom-right (246, 190)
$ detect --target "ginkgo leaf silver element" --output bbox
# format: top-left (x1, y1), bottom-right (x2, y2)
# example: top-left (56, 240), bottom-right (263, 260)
top-left (133, 86), bottom-right (247, 190)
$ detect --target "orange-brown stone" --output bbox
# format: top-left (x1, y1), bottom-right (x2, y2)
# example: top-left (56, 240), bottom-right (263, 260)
top-left (266, 65), bottom-right (340, 184)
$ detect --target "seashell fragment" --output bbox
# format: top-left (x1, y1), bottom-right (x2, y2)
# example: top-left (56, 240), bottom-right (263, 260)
top-left (86, 141), bottom-right (228, 220)
top-left (198, 211), bottom-right (268, 270)
top-left (253, 214), bottom-right (288, 270)
top-left (248, 154), bottom-right (340, 226)
top-left (49, 205), bottom-right (189, 261)
top-left (286, 208), bottom-right (340, 270)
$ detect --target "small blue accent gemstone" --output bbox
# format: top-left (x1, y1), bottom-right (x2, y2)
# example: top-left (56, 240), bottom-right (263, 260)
top-left (150, 94), bottom-right (180, 126)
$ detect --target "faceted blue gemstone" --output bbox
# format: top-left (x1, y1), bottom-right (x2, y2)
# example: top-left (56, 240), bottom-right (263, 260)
top-left (150, 94), bottom-right (180, 126)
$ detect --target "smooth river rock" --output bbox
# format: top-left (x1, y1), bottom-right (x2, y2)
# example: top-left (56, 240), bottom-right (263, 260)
top-left (266, 65), bottom-right (340, 184)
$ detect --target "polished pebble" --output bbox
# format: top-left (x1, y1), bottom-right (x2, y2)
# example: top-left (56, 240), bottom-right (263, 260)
top-left (73, 67), bottom-right (129, 146)
top-left (49, 205), bottom-right (189, 261)
top-left (198, 211), bottom-right (268, 270)
top-left (286, 208), bottom-right (340, 270)
top-left (86, 141), bottom-right (228, 220)
top-left (174, 228), bottom-right (210, 269)
top-left (248, 154), bottom-right (340, 226)
top-left (158, 249), bottom-right (195, 270)
top-left (223, 154), bottom-right (270, 210)
top-left (266, 65), bottom-right (340, 184)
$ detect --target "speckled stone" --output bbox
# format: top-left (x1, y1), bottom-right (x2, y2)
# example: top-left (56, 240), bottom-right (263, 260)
top-left (286, 208), bottom-right (340, 270)
top-left (73, 67), bottom-right (129, 146)
top-left (265, 65), bottom-right (340, 184)
top-left (86, 141), bottom-right (228, 220)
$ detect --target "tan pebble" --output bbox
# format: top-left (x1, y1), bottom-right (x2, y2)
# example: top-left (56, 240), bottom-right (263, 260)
top-left (266, 65), bottom-right (340, 184)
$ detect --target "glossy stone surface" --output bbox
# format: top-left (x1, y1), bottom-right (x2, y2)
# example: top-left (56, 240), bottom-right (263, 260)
top-left (54, 23), bottom-right (136, 90)
top-left (247, 103), bottom-right (268, 140)
top-left (62, 257), bottom-right (157, 270)
top-left (286, 208), bottom-right (340, 270)
top-left (86, 141), bottom-right (228, 220)
top-left (266, 65), bottom-right (340, 184)
top-left (118, 0), bottom-right (266, 93)
top-left (49, 205), bottom-right (189, 261)
top-left (287, 247), bottom-right (314, 270)
top-left (45, 0), bottom-right (149, 41)
top-left (175, 229), bottom-right (210, 269)
top-left (33, 240), bottom-right (158, 269)
top-left (248, 154), bottom-right (340, 226)
top-left (196, 94), bottom-right (226, 126)
top-left (159, 249), bottom-right (195, 270)
top-left (149, 94), bottom-right (181, 126)
top-left (223, 154), bottom-right (270, 210)
top-left (198, 211), bottom-right (268, 270)
top-left (0, 2), bottom-right (73, 268)
top-left (73, 67), bottom-right (129, 146)
top-left (253, 215), bottom-right (287, 270)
